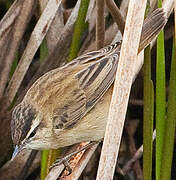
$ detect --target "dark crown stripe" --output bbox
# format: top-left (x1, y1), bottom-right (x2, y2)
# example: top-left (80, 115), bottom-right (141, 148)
top-left (11, 103), bottom-right (36, 145)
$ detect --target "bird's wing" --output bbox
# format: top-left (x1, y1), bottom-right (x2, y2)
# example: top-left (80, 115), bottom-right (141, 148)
top-left (65, 41), bottom-right (121, 67)
top-left (53, 42), bottom-right (121, 130)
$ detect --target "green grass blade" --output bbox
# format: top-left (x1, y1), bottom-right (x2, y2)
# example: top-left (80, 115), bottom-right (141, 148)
top-left (68, 0), bottom-right (90, 61)
top-left (160, 35), bottom-right (176, 180)
top-left (40, 39), bottom-right (48, 63)
top-left (41, 150), bottom-right (49, 180)
top-left (156, 2), bottom-right (165, 179)
top-left (156, 23), bottom-right (166, 180)
top-left (143, 44), bottom-right (154, 180)
top-left (41, 149), bottom-right (61, 180)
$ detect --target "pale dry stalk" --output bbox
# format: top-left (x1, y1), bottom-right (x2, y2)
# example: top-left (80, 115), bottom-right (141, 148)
top-left (96, 0), bottom-right (147, 179)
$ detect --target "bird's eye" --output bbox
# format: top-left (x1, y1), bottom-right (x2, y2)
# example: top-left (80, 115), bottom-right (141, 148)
top-left (28, 129), bottom-right (37, 139)
top-left (28, 123), bottom-right (40, 140)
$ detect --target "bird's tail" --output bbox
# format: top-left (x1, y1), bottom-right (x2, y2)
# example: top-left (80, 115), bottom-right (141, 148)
top-left (138, 8), bottom-right (167, 53)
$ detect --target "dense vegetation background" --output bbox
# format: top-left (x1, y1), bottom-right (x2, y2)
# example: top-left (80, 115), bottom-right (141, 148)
top-left (0, 0), bottom-right (175, 179)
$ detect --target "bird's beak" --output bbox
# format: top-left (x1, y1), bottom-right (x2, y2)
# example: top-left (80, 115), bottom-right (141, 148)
top-left (11, 145), bottom-right (25, 160)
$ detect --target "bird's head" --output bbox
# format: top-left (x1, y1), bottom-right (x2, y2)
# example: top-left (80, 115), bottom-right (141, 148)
top-left (11, 102), bottom-right (42, 159)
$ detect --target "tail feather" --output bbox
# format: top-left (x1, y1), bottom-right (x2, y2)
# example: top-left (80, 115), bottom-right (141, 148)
top-left (138, 8), bottom-right (167, 53)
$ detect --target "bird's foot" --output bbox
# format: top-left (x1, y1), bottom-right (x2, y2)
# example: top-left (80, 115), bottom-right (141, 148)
top-left (50, 141), bottom-right (99, 175)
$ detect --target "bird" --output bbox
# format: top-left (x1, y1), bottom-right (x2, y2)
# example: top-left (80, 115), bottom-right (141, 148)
top-left (11, 8), bottom-right (167, 159)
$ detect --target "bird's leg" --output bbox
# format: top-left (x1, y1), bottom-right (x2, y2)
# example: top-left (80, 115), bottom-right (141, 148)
top-left (50, 141), bottom-right (99, 173)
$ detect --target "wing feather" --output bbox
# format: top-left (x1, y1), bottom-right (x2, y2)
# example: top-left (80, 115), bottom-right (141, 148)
top-left (65, 41), bottom-right (121, 67)
top-left (53, 42), bottom-right (121, 130)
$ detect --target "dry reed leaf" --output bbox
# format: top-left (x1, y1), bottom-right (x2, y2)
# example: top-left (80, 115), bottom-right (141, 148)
top-left (45, 5), bottom-right (64, 53)
top-left (0, 5), bottom-right (20, 38)
top-left (120, 0), bottom-right (129, 17)
top-left (0, 0), bottom-right (35, 100)
top-left (0, 0), bottom-right (35, 166)
top-left (39, 0), bottom-right (65, 53)
top-left (24, 0), bottom-right (81, 90)
top-left (163, 0), bottom-right (174, 17)
top-left (0, 28), bottom-right (12, 70)
top-left (86, 0), bottom-right (95, 23)
top-left (5, 0), bottom-right (62, 106)
top-left (38, 0), bottom-right (48, 11)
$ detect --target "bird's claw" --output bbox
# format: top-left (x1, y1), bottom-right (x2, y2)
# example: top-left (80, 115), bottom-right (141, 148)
top-left (50, 157), bottom-right (72, 176)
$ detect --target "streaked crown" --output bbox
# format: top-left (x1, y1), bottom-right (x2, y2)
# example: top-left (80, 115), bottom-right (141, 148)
top-left (11, 102), bottom-right (37, 145)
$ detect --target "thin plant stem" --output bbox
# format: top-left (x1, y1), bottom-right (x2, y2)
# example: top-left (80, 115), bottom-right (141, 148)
top-left (143, 2), bottom-right (153, 180)
top-left (96, 0), bottom-right (105, 49)
top-left (68, 0), bottom-right (90, 61)
top-left (41, 150), bottom-right (49, 180)
top-left (105, 0), bottom-right (125, 35)
top-left (143, 45), bottom-right (154, 180)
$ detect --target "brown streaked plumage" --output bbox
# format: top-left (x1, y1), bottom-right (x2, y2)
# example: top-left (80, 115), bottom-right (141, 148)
top-left (11, 42), bottom-right (121, 150)
top-left (11, 8), bottom-right (167, 157)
